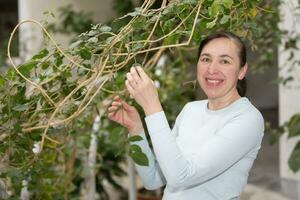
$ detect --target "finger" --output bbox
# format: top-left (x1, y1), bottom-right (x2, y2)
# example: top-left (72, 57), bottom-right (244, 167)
top-left (113, 95), bottom-right (120, 101)
top-left (108, 106), bottom-right (119, 112)
top-left (112, 96), bottom-right (133, 111)
top-left (126, 73), bottom-right (138, 88)
top-left (130, 67), bottom-right (142, 83)
top-left (136, 66), bottom-right (149, 80)
top-left (118, 98), bottom-right (133, 111)
top-left (126, 72), bottom-right (137, 87)
top-left (125, 80), bottom-right (135, 97)
top-left (108, 112), bottom-right (116, 120)
top-left (111, 101), bottom-right (122, 106)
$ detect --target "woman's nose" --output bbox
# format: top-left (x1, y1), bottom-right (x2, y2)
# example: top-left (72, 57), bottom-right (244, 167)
top-left (207, 60), bottom-right (218, 74)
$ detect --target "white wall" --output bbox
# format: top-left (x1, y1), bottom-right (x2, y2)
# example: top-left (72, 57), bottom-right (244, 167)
top-left (18, 0), bottom-right (116, 58)
top-left (278, 0), bottom-right (300, 199)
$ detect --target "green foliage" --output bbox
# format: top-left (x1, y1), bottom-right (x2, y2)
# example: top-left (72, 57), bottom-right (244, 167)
top-left (289, 141), bottom-right (300, 173)
top-left (129, 135), bottom-right (143, 142)
top-left (129, 145), bottom-right (149, 166)
top-left (287, 114), bottom-right (300, 138)
top-left (47, 5), bottom-right (94, 35)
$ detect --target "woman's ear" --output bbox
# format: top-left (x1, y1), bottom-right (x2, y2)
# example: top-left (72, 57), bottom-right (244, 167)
top-left (238, 63), bottom-right (248, 80)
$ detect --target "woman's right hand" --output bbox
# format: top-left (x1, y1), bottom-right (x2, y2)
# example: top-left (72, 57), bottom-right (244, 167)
top-left (108, 96), bottom-right (144, 136)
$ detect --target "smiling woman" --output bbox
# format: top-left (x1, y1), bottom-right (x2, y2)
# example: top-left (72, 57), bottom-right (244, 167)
top-left (197, 32), bottom-right (248, 110)
top-left (108, 31), bottom-right (264, 200)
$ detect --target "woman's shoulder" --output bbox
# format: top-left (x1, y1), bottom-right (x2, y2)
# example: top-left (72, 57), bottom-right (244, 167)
top-left (233, 98), bottom-right (264, 124)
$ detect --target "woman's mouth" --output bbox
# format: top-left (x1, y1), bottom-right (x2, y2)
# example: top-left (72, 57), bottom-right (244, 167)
top-left (205, 78), bottom-right (224, 87)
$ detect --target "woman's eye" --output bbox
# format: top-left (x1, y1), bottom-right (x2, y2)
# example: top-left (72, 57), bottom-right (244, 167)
top-left (220, 60), bottom-right (230, 64)
top-left (201, 57), bottom-right (210, 62)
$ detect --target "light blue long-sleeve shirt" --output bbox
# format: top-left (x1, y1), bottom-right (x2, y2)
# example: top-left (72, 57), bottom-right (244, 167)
top-left (131, 97), bottom-right (264, 200)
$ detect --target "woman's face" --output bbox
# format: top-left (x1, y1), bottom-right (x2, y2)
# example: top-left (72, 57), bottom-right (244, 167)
top-left (197, 38), bottom-right (247, 100)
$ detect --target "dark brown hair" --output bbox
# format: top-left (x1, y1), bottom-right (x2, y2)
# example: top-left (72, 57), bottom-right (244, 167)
top-left (198, 32), bottom-right (247, 97)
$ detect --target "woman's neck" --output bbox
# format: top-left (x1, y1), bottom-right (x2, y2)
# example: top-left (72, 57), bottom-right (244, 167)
top-left (208, 91), bottom-right (241, 110)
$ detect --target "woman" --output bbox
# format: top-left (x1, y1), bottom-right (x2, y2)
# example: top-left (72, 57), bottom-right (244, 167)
top-left (108, 32), bottom-right (264, 200)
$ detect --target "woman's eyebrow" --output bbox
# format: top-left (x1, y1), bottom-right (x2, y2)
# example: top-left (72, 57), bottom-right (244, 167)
top-left (220, 54), bottom-right (233, 60)
top-left (200, 53), bottom-right (211, 57)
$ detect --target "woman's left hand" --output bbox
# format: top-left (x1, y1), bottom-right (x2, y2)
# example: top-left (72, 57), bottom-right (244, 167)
top-left (125, 66), bottom-right (163, 116)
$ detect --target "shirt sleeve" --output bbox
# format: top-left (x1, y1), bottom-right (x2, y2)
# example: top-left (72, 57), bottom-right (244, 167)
top-left (144, 107), bottom-right (264, 189)
top-left (130, 130), bottom-right (166, 190)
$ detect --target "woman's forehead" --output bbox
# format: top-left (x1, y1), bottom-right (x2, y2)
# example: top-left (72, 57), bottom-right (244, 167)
top-left (201, 38), bottom-right (239, 57)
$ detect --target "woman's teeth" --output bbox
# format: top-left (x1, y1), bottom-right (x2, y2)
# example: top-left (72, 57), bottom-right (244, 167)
top-left (206, 78), bottom-right (223, 84)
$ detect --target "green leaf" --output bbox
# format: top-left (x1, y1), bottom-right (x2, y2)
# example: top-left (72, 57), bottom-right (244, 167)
top-left (109, 127), bottom-right (123, 143)
top-left (131, 17), bottom-right (147, 29)
top-left (163, 18), bottom-right (176, 32)
top-left (78, 48), bottom-right (92, 60)
top-left (163, 33), bottom-right (180, 45)
top-left (18, 60), bottom-right (37, 76)
top-left (0, 75), bottom-right (5, 87)
top-left (288, 141), bottom-right (300, 172)
top-left (288, 114), bottom-right (300, 137)
top-left (222, 0), bottom-right (233, 9)
top-left (129, 145), bottom-right (149, 166)
top-left (206, 20), bottom-right (216, 29)
top-left (41, 61), bottom-right (51, 69)
top-left (106, 36), bottom-right (114, 44)
top-left (282, 76), bottom-right (294, 85)
top-left (54, 52), bottom-right (64, 67)
top-left (220, 15), bottom-right (230, 24)
top-left (69, 40), bottom-right (83, 49)
top-left (249, 7), bottom-right (257, 19)
top-left (129, 135), bottom-right (143, 142)
top-left (209, 1), bottom-right (219, 17)
top-left (32, 48), bottom-right (49, 60)
top-left (129, 144), bottom-right (142, 152)
top-left (12, 104), bottom-right (29, 111)
top-left (99, 25), bottom-right (112, 32)
top-left (88, 37), bottom-right (98, 43)
top-left (119, 7), bottom-right (143, 19)
top-left (182, 0), bottom-right (197, 5)
top-left (289, 123), bottom-right (300, 137)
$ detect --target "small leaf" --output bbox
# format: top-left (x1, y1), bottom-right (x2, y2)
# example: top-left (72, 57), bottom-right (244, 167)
top-left (288, 141), bottom-right (300, 172)
top-left (129, 135), bottom-right (143, 142)
top-left (206, 20), bottom-right (216, 29)
top-left (69, 40), bottom-right (83, 49)
top-left (32, 48), bottom-right (49, 60)
top-left (222, 0), bottom-right (233, 9)
top-left (18, 60), bottom-right (37, 76)
top-left (220, 15), bottom-right (230, 24)
top-left (12, 104), bottom-right (29, 111)
top-left (129, 145), bottom-right (149, 166)
top-left (288, 114), bottom-right (300, 137)
top-left (129, 144), bottom-right (142, 153)
top-left (106, 36), bottom-right (114, 44)
top-left (88, 37), bottom-right (98, 43)
top-left (99, 25), bottom-right (112, 32)
top-left (119, 7), bottom-right (143, 19)
top-left (283, 76), bottom-right (294, 85)
top-left (163, 33), bottom-right (180, 45)
top-left (249, 7), bottom-right (257, 19)
top-left (0, 76), bottom-right (5, 87)
top-left (209, 1), bottom-right (219, 17)
top-left (88, 30), bottom-right (98, 36)
top-left (78, 48), bottom-right (92, 60)
top-left (289, 123), bottom-right (300, 137)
